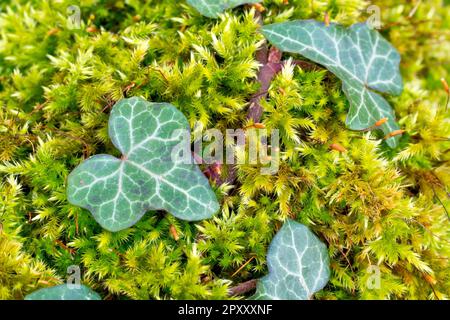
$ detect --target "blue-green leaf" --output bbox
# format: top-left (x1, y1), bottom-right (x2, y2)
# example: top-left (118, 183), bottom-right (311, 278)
top-left (67, 97), bottom-right (220, 232)
top-left (25, 284), bottom-right (101, 300)
top-left (261, 20), bottom-right (404, 147)
top-left (187, 0), bottom-right (262, 18)
top-left (253, 220), bottom-right (330, 300)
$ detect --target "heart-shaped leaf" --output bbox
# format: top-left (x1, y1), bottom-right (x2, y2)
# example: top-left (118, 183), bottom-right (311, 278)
top-left (253, 219), bottom-right (330, 300)
top-left (187, 0), bottom-right (262, 18)
top-left (67, 97), bottom-right (220, 232)
top-left (261, 20), bottom-right (404, 147)
top-left (25, 284), bottom-right (101, 300)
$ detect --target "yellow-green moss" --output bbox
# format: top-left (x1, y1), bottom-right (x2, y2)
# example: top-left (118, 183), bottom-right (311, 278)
top-left (0, 0), bottom-right (449, 300)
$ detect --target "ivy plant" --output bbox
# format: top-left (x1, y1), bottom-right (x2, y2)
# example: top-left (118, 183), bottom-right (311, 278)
top-left (261, 20), bottom-right (404, 147)
top-left (187, 0), bottom-right (262, 18)
top-left (253, 220), bottom-right (330, 300)
top-left (67, 97), bottom-right (220, 232)
top-left (185, 2), bottom-right (404, 147)
top-left (25, 284), bottom-right (101, 300)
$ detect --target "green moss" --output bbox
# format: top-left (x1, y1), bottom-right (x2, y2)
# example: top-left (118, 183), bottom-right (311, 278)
top-left (0, 0), bottom-right (449, 300)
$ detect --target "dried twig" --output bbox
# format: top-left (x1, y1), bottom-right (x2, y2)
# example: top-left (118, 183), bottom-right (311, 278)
top-left (246, 45), bottom-right (283, 122)
top-left (228, 279), bottom-right (258, 297)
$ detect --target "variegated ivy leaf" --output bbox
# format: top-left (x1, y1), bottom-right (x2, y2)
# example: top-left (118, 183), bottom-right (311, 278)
top-left (67, 97), bottom-right (219, 232)
top-left (25, 284), bottom-right (101, 300)
top-left (187, 0), bottom-right (261, 18)
top-left (253, 219), bottom-right (330, 300)
top-left (261, 20), bottom-right (404, 147)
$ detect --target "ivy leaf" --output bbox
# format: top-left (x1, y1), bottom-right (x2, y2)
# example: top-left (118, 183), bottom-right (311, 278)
top-left (67, 97), bottom-right (220, 232)
top-left (187, 0), bottom-right (262, 18)
top-left (261, 20), bottom-right (404, 147)
top-left (253, 219), bottom-right (330, 300)
top-left (25, 285), bottom-right (101, 300)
